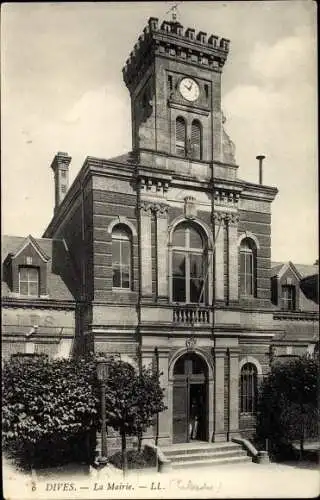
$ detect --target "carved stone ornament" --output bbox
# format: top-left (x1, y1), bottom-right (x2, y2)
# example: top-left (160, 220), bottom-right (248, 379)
top-left (138, 201), bottom-right (168, 217)
top-left (184, 196), bottom-right (197, 219)
top-left (186, 336), bottom-right (197, 350)
top-left (225, 213), bottom-right (240, 226)
top-left (154, 203), bottom-right (169, 218)
top-left (139, 201), bottom-right (154, 215)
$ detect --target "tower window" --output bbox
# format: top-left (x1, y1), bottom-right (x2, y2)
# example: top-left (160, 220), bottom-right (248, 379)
top-left (204, 84), bottom-right (209, 100)
top-left (175, 117), bottom-right (186, 157)
top-left (168, 75), bottom-right (173, 91)
top-left (112, 225), bottom-right (132, 289)
top-left (191, 120), bottom-right (202, 160)
top-left (19, 266), bottom-right (40, 296)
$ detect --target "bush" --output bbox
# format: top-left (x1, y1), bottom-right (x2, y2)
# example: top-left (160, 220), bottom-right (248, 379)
top-left (256, 355), bottom-right (319, 461)
top-left (2, 353), bottom-right (166, 474)
top-left (2, 354), bottom-right (99, 470)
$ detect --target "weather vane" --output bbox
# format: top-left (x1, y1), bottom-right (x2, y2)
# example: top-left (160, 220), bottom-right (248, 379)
top-left (165, 2), bottom-right (182, 22)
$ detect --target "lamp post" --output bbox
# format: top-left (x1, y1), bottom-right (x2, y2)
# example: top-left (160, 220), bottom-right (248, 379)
top-left (97, 357), bottom-right (109, 461)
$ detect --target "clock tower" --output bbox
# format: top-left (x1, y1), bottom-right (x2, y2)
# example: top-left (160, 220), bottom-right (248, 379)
top-left (122, 17), bottom-right (235, 175)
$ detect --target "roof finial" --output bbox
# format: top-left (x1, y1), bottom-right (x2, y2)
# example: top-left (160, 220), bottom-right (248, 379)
top-left (165, 2), bottom-right (181, 22)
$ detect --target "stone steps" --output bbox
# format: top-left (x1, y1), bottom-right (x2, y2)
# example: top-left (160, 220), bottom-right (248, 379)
top-left (161, 441), bottom-right (252, 469)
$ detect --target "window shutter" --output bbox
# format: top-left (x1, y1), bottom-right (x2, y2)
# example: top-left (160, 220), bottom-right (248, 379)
top-left (191, 121), bottom-right (201, 159)
top-left (176, 117), bottom-right (186, 157)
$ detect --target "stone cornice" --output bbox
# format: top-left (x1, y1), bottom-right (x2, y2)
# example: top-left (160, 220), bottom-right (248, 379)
top-left (168, 100), bottom-right (210, 116)
top-left (240, 180), bottom-right (278, 202)
top-left (273, 311), bottom-right (319, 321)
top-left (2, 297), bottom-right (76, 310)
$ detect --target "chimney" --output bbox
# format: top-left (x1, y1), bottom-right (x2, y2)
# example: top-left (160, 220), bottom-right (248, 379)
top-left (256, 155), bottom-right (265, 185)
top-left (50, 152), bottom-right (72, 213)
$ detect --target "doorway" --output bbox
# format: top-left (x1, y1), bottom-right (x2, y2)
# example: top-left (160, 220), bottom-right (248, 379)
top-left (172, 352), bottom-right (208, 443)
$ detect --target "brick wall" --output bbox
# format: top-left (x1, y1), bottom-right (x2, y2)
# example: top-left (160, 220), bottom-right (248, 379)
top-left (92, 189), bottom-right (138, 303)
top-left (239, 209), bottom-right (272, 309)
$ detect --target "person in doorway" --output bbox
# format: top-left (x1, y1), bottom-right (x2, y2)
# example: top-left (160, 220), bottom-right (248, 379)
top-left (189, 398), bottom-right (199, 440)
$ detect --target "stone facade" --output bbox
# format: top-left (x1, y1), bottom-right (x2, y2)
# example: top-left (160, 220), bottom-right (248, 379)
top-left (2, 17), bottom-right (318, 449)
top-left (42, 17), bottom-right (280, 445)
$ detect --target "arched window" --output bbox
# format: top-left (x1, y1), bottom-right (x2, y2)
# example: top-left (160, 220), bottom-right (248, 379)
top-left (240, 363), bottom-right (257, 414)
top-left (176, 117), bottom-right (186, 157)
top-left (191, 120), bottom-right (202, 160)
top-left (240, 238), bottom-right (257, 296)
top-left (112, 225), bottom-right (132, 289)
top-left (172, 222), bottom-right (207, 303)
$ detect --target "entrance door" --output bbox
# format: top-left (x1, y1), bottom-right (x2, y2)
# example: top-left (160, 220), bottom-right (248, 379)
top-left (172, 353), bottom-right (208, 443)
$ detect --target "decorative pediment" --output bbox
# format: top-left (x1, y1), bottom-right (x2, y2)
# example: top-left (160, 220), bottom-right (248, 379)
top-left (278, 261), bottom-right (301, 281)
top-left (10, 235), bottom-right (50, 264)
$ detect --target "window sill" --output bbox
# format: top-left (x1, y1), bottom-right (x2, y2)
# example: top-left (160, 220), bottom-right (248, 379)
top-left (171, 302), bottom-right (208, 306)
top-left (112, 288), bottom-right (135, 293)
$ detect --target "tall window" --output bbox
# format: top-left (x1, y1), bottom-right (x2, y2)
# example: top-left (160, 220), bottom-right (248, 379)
top-left (19, 266), bottom-right (39, 296)
top-left (240, 363), bottom-right (257, 414)
top-left (176, 117), bottom-right (186, 157)
top-left (112, 225), bottom-right (131, 289)
top-left (240, 239), bottom-right (256, 296)
top-left (172, 223), bottom-right (207, 303)
top-left (191, 120), bottom-right (202, 160)
top-left (281, 285), bottom-right (296, 310)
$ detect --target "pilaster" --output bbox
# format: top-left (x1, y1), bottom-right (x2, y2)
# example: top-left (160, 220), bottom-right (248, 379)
top-left (155, 204), bottom-right (169, 301)
top-left (214, 213), bottom-right (225, 301)
top-left (139, 201), bottom-right (153, 298)
top-left (213, 347), bottom-right (227, 441)
top-left (227, 213), bottom-right (239, 302)
top-left (228, 347), bottom-right (240, 439)
top-left (157, 348), bottom-right (170, 443)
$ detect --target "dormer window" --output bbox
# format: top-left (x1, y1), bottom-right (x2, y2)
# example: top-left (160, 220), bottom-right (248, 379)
top-left (281, 285), bottom-right (296, 311)
top-left (3, 235), bottom-right (50, 298)
top-left (19, 266), bottom-right (40, 296)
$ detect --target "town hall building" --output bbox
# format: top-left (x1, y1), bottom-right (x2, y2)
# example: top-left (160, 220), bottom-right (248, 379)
top-left (2, 17), bottom-right (318, 449)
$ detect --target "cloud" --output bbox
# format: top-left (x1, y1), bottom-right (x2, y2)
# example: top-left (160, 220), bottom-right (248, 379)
top-left (249, 27), bottom-right (315, 84)
top-left (222, 28), bottom-right (317, 262)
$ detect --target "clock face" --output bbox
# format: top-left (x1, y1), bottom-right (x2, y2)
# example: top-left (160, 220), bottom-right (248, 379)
top-left (179, 78), bottom-right (200, 102)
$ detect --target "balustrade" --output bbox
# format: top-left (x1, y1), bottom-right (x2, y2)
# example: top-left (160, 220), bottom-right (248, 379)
top-left (173, 305), bottom-right (210, 324)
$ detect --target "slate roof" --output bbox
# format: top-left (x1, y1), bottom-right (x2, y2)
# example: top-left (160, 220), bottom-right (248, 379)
top-left (1, 235), bottom-right (75, 301)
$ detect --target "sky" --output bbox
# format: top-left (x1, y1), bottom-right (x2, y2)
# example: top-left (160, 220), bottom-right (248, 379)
top-left (1, 1), bottom-right (318, 264)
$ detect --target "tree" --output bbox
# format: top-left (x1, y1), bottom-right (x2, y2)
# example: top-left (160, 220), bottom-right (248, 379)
top-left (256, 355), bottom-right (319, 459)
top-left (2, 354), bottom-right (100, 469)
top-left (103, 357), bottom-right (166, 473)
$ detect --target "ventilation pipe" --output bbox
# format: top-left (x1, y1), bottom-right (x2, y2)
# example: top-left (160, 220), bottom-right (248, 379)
top-left (256, 155), bottom-right (265, 185)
